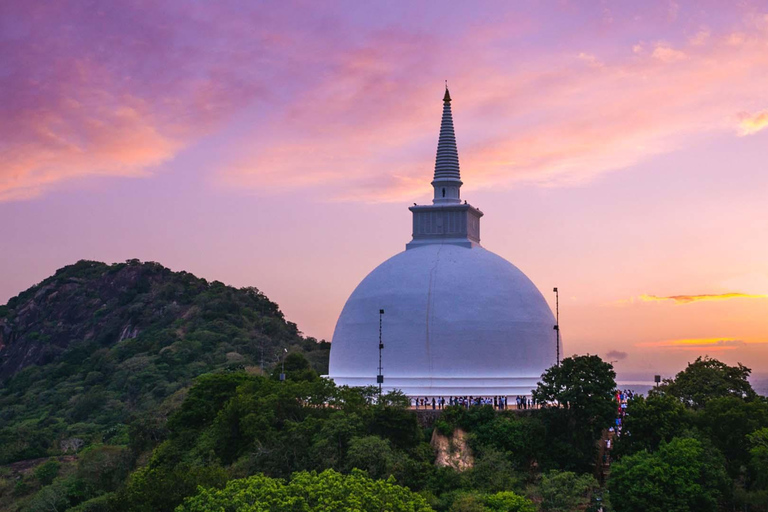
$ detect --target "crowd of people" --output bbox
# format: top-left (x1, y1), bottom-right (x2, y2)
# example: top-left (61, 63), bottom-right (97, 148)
top-left (410, 395), bottom-right (537, 410)
top-left (603, 389), bottom-right (635, 465)
top-left (408, 390), bottom-right (637, 415)
top-left (612, 389), bottom-right (633, 435)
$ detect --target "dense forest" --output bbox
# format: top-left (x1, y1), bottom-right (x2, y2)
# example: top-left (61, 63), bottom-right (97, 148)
top-left (1, 261), bottom-right (766, 511)
top-left (0, 261), bottom-right (328, 469)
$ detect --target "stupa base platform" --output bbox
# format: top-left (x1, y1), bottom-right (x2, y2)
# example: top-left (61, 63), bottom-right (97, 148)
top-left (326, 375), bottom-right (542, 397)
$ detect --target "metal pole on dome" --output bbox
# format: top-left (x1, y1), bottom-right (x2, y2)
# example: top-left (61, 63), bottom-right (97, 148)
top-left (377, 309), bottom-right (384, 397)
top-left (553, 288), bottom-right (560, 366)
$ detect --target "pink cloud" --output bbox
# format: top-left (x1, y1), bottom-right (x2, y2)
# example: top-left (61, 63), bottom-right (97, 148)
top-left (651, 44), bottom-right (687, 62)
top-left (578, 53), bottom-right (605, 68)
top-left (689, 29), bottom-right (711, 46)
top-left (0, 2), bottom-right (302, 200)
top-left (219, 16), bottom-right (768, 202)
top-left (3, 1), bottom-right (768, 203)
top-left (0, 72), bottom-right (182, 201)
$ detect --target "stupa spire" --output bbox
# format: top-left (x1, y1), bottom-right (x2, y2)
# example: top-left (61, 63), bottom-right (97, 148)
top-left (432, 84), bottom-right (462, 204)
top-left (407, 86), bottom-right (482, 250)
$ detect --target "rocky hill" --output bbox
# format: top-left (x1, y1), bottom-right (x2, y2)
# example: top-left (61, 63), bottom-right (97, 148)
top-left (0, 259), bottom-right (328, 464)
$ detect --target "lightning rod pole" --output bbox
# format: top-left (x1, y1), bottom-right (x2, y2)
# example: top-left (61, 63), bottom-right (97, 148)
top-left (377, 309), bottom-right (384, 397)
top-left (553, 287), bottom-right (560, 366)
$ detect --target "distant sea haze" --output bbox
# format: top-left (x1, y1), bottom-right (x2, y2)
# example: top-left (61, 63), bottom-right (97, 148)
top-left (750, 375), bottom-right (768, 397)
top-left (615, 373), bottom-right (768, 397)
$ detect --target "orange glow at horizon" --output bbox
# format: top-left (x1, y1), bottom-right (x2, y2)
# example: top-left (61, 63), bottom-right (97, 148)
top-left (639, 293), bottom-right (768, 304)
top-left (635, 337), bottom-right (768, 351)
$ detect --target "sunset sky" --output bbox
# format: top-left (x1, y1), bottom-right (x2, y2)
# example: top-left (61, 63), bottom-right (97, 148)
top-left (2, 0), bottom-right (767, 379)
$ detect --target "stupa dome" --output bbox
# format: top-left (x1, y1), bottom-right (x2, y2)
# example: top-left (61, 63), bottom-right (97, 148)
top-left (327, 87), bottom-right (560, 396)
top-left (328, 243), bottom-right (557, 395)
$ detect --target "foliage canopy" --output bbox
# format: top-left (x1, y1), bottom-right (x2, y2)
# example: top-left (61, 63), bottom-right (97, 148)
top-left (176, 469), bottom-right (433, 512)
top-left (608, 437), bottom-right (729, 512)
top-left (661, 356), bottom-right (756, 408)
top-left (0, 260), bottom-right (329, 465)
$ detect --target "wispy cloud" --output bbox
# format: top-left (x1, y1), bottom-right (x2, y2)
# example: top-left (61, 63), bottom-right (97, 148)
top-left (689, 29), bottom-right (711, 46)
top-left (636, 337), bottom-right (768, 351)
top-left (221, 14), bottom-right (768, 201)
top-left (0, 2), bottom-right (298, 200)
top-left (639, 293), bottom-right (768, 304)
top-left (3, 2), bottom-right (768, 202)
top-left (578, 52), bottom-right (604, 68)
top-left (651, 44), bottom-right (687, 62)
top-left (606, 350), bottom-right (628, 361)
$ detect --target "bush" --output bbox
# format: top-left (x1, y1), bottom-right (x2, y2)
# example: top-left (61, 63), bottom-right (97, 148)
top-left (35, 459), bottom-right (61, 485)
top-left (26, 481), bottom-right (70, 511)
top-left (68, 493), bottom-right (117, 512)
top-left (176, 469), bottom-right (433, 511)
top-left (484, 491), bottom-right (536, 512)
top-left (537, 470), bottom-right (598, 512)
top-left (13, 478), bottom-right (31, 496)
top-left (468, 449), bottom-right (519, 492)
top-left (444, 490), bottom-right (535, 512)
top-left (608, 437), bottom-right (728, 512)
top-left (345, 436), bottom-right (395, 480)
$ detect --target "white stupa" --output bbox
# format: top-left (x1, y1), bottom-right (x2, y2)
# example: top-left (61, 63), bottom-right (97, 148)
top-left (328, 88), bottom-right (560, 396)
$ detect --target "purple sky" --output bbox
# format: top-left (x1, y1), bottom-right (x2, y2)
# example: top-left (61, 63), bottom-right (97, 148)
top-left (2, 0), bottom-right (768, 377)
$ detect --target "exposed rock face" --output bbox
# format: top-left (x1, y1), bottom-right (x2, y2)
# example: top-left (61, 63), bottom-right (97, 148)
top-left (431, 428), bottom-right (474, 472)
top-left (60, 438), bottom-right (85, 453)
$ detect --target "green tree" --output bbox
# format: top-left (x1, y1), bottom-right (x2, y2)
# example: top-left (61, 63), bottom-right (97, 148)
top-left (271, 352), bottom-right (318, 382)
top-left (698, 397), bottom-right (768, 477)
top-left (445, 491), bottom-right (535, 512)
top-left (121, 462), bottom-right (228, 512)
top-left (309, 411), bottom-right (365, 471)
top-left (473, 415), bottom-right (546, 471)
top-left (345, 436), bottom-right (395, 480)
top-left (26, 481), bottom-right (70, 512)
top-left (536, 470), bottom-right (597, 512)
top-left (34, 459), bottom-right (60, 485)
top-left (748, 427), bottom-right (768, 490)
top-left (661, 356), bottom-right (756, 408)
top-left (68, 493), bottom-right (116, 512)
top-left (166, 372), bottom-right (253, 433)
top-left (468, 449), bottom-right (518, 492)
top-left (484, 491), bottom-right (536, 512)
top-left (533, 355), bottom-right (617, 417)
top-left (448, 493), bottom-right (487, 512)
top-left (175, 469), bottom-right (433, 512)
top-left (75, 445), bottom-right (132, 493)
top-left (608, 437), bottom-right (729, 512)
top-left (532, 355), bottom-right (616, 471)
top-left (369, 400), bottom-right (422, 451)
top-left (614, 393), bottom-right (691, 457)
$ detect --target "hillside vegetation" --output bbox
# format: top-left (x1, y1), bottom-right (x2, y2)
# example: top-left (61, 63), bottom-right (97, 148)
top-left (0, 259), bottom-right (329, 466)
top-left (2, 261), bottom-right (767, 512)
top-left (2, 352), bottom-right (618, 512)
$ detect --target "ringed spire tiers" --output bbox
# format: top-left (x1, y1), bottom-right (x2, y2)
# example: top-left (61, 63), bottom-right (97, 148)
top-left (431, 85), bottom-right (463, 204)
top-left (407, 87), bottom-right (482, 250)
